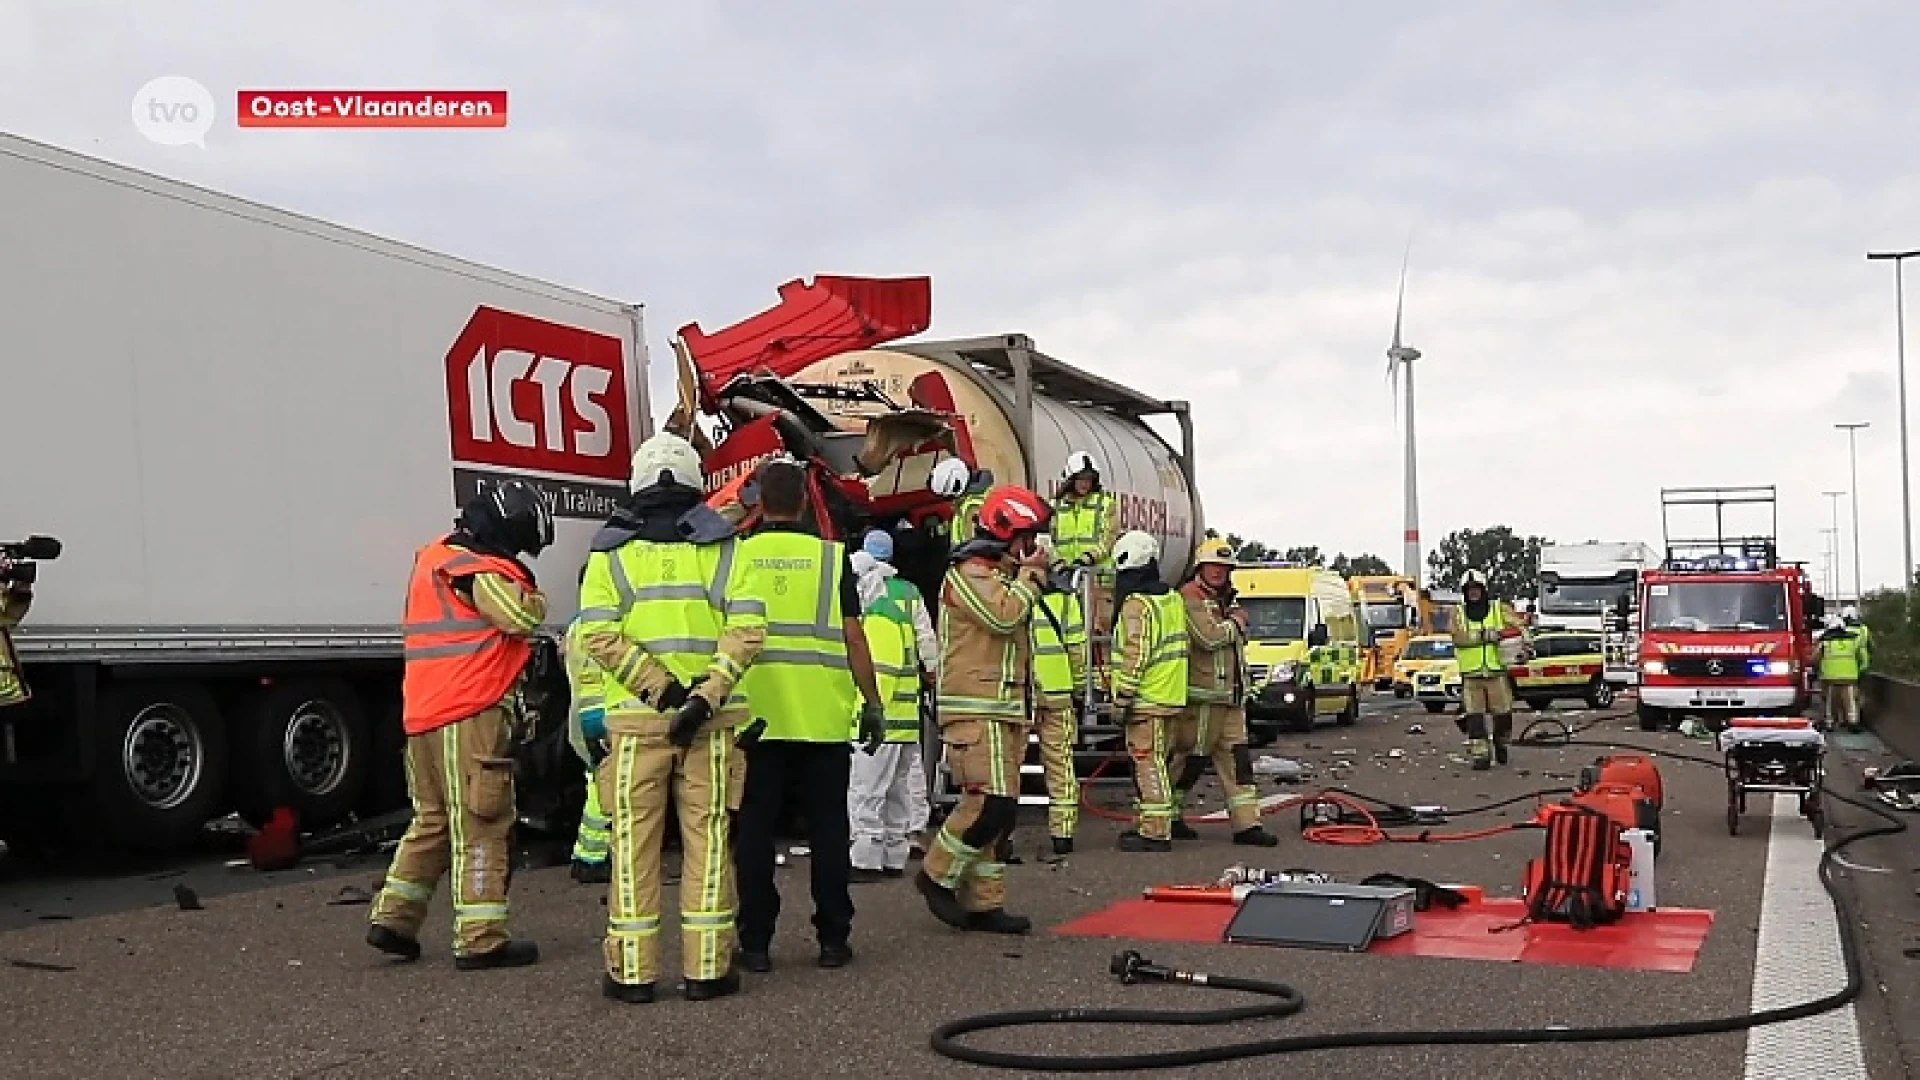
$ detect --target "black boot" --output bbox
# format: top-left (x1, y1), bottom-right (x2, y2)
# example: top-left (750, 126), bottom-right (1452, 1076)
top-left (366, 923), bottom-right (420, 961)
top-left (1051, 836), bottom-right (1074, 857)
top-left (1171, 818), bottom-right (1200, 841)
top-left (455, 939), bottom-right (539, 971)
top-left (965, 909), bottom-right (1033, 935)
top-left (1492, 714), bottom-right (1513, 765)
top-left (1117, 831), bottom-right (1173, 853)
top-left (735, 948), bottom-right (773, 974)
top-left (817, 943), bottom-right (854, 968)
top-left (1233, 826), bottom-right (1279, 847)
top-left (602, 975), bottom-right (655, 1004)
top-left (684, 969), bottom-right (742, 1000)
top-left (570, 859), bottom-right (611, 884)
top-left (915, 870), bottom-right (970, 929)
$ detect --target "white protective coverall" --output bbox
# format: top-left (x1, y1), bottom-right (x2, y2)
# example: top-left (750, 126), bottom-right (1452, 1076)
top-left (848, 551), bottom-right (939, 869)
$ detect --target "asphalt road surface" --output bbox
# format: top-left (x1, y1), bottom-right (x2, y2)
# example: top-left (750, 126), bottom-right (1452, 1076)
top-left (2, 693), bottom-right (1914, 1079)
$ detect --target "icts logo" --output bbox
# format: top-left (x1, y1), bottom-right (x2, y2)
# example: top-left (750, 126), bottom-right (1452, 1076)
top-left (444, 306), bottom-right (634, 520)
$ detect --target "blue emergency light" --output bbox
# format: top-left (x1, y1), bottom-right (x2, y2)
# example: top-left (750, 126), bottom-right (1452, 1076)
top-left (1746, 658), bottom-right (1770, 677)
top-left (1664, 555), bottom-right (1765, 573)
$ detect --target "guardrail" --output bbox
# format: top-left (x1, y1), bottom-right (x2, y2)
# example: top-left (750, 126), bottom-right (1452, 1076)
top-left (1865, 672), bottom-right (1920, 761)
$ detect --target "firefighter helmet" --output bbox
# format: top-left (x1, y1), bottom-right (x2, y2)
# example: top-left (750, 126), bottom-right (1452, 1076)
top-left (1113, 530), bottom-right (1160, 572)
top-left (630, 432), bottom-right (704, 493)
top-left (1462, 569), bottom-right (1489, 590)
top-left (1192, 537), bottom-right (1237, 571)
top-left (976, 486), bottom-right (1051, 542)
top-left (930, 457), bottom-right (971, 498)
top-left (1063, 450), bottom-right (1101, 480)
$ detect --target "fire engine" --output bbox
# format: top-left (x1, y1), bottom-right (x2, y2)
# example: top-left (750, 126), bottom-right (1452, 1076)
top-left (1635, 486), bottom-right (1825, 732)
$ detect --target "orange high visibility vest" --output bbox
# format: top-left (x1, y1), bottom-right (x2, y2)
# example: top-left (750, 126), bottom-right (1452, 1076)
top-left (400, 538), bottom-right (536, 735)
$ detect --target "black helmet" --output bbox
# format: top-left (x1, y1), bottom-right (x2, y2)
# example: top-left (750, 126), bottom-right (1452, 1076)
top-left (459, 480), bottom-right (554, 557)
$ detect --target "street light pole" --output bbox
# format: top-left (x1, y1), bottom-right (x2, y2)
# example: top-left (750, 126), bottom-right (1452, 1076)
top-left (1822, 490), bottom-right (1846, 598)
top-left (1820, 527), bottom-right (1840, 596)
top-left (1837, 421), bottom-right (1870, 600)
top-left (1867, 250), bottom-right (1920, 589)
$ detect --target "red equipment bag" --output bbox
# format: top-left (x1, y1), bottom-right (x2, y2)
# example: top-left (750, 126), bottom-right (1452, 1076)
top-left (1579, 753), bottom-right (1664, 810)
top-left (1570, 782), bottom-right (1660, 838)
top-left (1520, 804), bottom-right (1631, 930)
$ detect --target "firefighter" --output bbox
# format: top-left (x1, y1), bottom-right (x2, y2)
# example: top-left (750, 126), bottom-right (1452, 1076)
top-left (1109, 530), bottom-right (1191, 852)
top-left (576, 432), bottom-right (767, 1004)
top-left (0, 547), bottom-right (37, 709)
top-left (1052, 451), bottom-right (1120, 635)
top-left (846, 531), bottom-right (933, 881)
top-left (368, 480), bottom-right (553, 969)
top-left (916, 485), bottom-right (1052, 933)
top-left (563, 610), bottom-right (612, 884)
top-left (1168, 538), bottom-right (1278, 847)
top-left (1818, 615), bottom-right (1865, 733)
top-left (1843, 604), bottom-right (1875, 717)
top-left (1450, 568), bottom-right (1530, 771)
top-left (733, 459), bottom-right (888, 974)
top-left (1030, 535), bottom-right (1088, 856)
top-left (954, 466), bottom-right (995, 535)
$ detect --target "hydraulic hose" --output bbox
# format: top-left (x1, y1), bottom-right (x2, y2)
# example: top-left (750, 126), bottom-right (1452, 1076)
top-left (932, 737), bottom-right (1904, 1070)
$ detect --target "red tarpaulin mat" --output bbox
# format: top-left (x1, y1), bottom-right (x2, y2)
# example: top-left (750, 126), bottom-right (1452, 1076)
top-left (1053, 897), bottom-right (1714, 974)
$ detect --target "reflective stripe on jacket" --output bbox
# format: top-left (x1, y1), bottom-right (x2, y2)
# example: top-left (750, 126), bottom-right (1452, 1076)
top-left (1451, 601), bottom-right (1514, 678)
top-left (938, 558), bottom-right (1044, 723)
top-left (400, 539), bottom-right (538, 735)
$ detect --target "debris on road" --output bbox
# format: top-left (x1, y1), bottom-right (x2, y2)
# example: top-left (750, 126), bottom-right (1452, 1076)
top-left (327, 885), bottom-right (375, 906)
top-left (172, 885), bottom-right (203, 911)
top-left (6, 957), bottom-right (76, 973)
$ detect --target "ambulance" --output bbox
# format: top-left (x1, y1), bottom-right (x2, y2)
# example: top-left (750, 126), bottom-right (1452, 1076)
top-left (1508, 629), bottom-right (1615, 711)
top-left (1234, 563), bottom-right (1365, 737)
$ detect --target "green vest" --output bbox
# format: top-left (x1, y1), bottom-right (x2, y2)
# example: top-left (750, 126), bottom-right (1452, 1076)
top-left (1455, 602), bottom-right (1510, 677)
top-left (955, 492), bottom-right (986, 537)
top-left (1819, 633), bottom-right (1862, 682)
top-left (562, 617), bottom-right (608, 765)
top-left (1051, 491), bottom-right (1116, 569)
top-left (580, 538), bottom-right (757, 714)
top-left (1113, 590), bottom-right (1190, 708)
top-left (1031, 590), bottom-right (1085, 698)
top-left (738, 531), bottom-right (859, 742)
top-left (1852, 623), bottom-right (1874, 669)
top-left (860, 602), bottom-right (923, 742)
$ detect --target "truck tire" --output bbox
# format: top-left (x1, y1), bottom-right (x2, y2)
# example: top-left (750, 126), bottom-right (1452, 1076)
top-left (236, 680), bottom-right (370, 831)
top-left (92, 681), bottom-right (228, 854)
top-left (1422, 700), bottom-right (1448, 714)
top-left (1637, 703), bottom-right (1667, 732)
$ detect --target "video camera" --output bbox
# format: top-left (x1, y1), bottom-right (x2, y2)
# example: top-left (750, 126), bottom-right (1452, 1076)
top-left (0, 535), bottom-right (62, 586)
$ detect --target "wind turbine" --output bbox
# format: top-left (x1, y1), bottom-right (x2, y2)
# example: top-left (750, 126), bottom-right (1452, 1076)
top-left (1386, 244), bottom-right (1423, 589)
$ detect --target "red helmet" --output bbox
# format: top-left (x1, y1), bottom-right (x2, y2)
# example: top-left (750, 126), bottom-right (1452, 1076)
top-left (976, 485), bottom-right (1052, 542)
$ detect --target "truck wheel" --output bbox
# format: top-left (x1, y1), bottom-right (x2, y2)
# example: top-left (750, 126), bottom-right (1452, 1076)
top-left (1335, 688), bottom-right (1360, 727)
top-left (1422, 701), bottom-right (1448, 714)
top-left (92, 682), bottom-right (228, 854)
top-left (1585, 679), bottom-right (1615, 710)
top-left (1637, 703), bottom-right (1667, 732)
top-left (237, 680), bottom-right (370, 831)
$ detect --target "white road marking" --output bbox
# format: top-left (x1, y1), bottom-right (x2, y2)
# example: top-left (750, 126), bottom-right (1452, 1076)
top-left (1742, 794), bottom-right (1868, 1080)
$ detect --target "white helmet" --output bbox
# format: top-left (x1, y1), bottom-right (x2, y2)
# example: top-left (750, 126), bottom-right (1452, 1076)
top-left (629, 432), bottom-right (704, 493)
top-left (931, 457), bottom-right (971, 498)
top-left (1462, 569), bottom-right (1489, 591)
top-left (1063, 450), bottom-right (1101, 480)
top-left (1113, 530), bottom-right (1160, 571)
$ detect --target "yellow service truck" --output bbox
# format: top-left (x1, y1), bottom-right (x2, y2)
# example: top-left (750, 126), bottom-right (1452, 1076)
top-left (1351, 574), bottom-right (1421, 690)
top-left (1234, 564), bottom-right (1364, 739)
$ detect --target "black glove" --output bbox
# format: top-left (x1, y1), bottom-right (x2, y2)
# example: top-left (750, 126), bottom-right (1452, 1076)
top-left (858, 703), bottom-right (886, 755)
top-left (1216, 585), bottom-right (1238, 609)
top-left (1115, 697), bottom-right (1136, 725)
top-left (669, 694), bottom-right (714, 748)
top-left (734, 717), bottom-right (768, 747)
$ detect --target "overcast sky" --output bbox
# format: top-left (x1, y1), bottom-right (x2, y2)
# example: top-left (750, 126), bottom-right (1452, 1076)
top-left (6, 1), bottom-right (1918, 594)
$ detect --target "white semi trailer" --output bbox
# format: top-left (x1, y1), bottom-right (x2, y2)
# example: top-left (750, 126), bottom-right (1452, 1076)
top-left (0, 132), bottom-right (649, 853)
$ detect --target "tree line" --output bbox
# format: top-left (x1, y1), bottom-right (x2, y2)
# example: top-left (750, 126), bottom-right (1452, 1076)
top-left (1221, 524), bottom-right (1551, 599)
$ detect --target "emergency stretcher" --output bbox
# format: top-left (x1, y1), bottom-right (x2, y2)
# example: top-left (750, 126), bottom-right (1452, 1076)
top-left (1716, 716), bottom-right (1826, 837)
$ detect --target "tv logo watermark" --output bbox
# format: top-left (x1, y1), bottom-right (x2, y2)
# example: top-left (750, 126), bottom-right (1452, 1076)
top-left (131, 75), bottom-right (216, 148)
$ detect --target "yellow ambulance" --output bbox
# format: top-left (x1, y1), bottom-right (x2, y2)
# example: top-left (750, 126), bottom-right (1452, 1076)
top-left (1508, 629), bottom-right (1615, 711)
top-left (1391, 634), bottom-right (1456, 699)
top-left (1233, 563), bottom-right (1364, 739)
